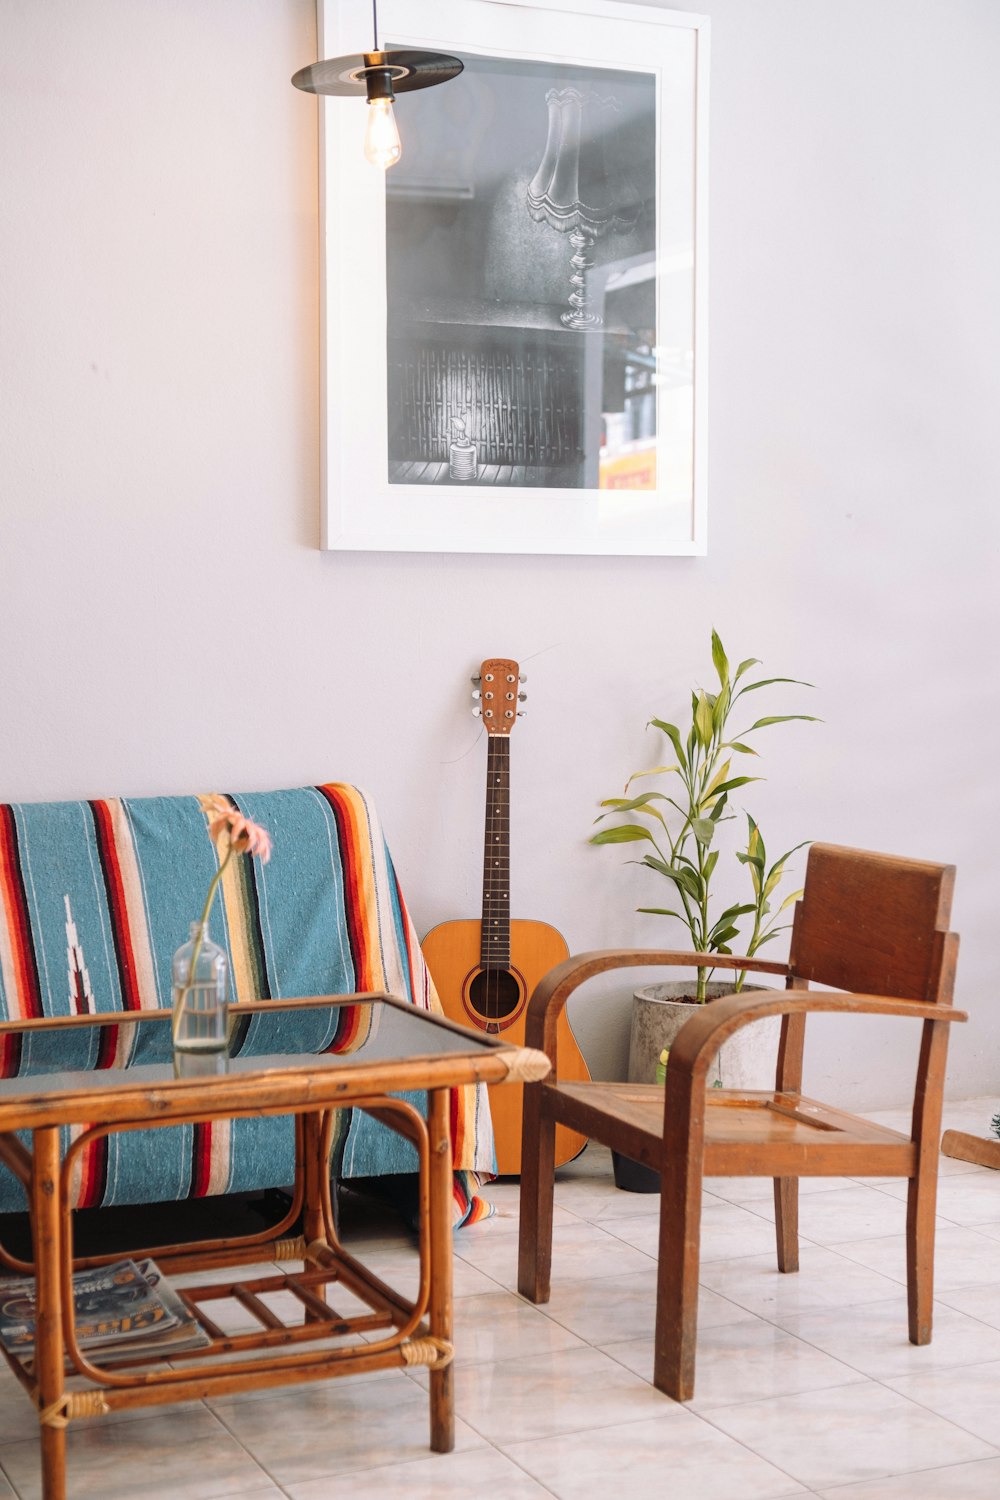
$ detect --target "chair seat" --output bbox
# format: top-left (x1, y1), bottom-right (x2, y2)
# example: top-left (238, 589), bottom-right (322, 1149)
top-left (545, 1080), bottom-right (916, 1178)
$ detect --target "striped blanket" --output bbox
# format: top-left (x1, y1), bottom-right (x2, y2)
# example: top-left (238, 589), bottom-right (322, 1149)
top-left (0, 784), bottom-right (495, 1225)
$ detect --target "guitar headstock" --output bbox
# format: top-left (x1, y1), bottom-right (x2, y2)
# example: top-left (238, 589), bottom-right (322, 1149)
top-left (472, 657), bottom-right (526, 735)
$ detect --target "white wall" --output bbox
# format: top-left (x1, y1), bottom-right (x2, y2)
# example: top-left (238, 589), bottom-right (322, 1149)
top-left (2, 1), bottom-right (998, 1108)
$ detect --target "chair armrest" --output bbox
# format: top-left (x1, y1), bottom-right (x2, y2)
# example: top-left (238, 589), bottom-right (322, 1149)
top-left (665, 987), bottom-right (967, 1084)
top-left (523, 948), bottom-right (791, 1058)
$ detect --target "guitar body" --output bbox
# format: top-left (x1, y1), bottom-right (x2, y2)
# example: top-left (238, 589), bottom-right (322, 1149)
top-left (422, 917), bottom-right (590, 1174)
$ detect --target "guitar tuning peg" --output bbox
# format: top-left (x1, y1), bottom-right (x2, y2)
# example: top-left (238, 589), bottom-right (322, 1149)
top-left (471, 675), bottom-right (482, 686)
top-left (518, 673), bottom-right (527, 685)
top-left (472, 706), bottom-right (482, 717)
top-left (516, 710), bottom-right (526, 717)
top-left (518, 692), bottom-right (527, 702)
top-left (471, 689), bottom-right (482, 700)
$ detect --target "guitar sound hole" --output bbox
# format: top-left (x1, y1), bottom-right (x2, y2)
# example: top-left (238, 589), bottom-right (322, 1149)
top-left (467, 968), bottom-right (522, 1021)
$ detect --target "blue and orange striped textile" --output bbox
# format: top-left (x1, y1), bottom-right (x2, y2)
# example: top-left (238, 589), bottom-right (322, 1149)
top-left (0, 784), bottom-right (495, 1225)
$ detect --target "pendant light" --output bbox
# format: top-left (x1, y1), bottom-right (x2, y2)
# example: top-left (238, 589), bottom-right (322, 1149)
top-left (292, 2), bottom-right (463, 170)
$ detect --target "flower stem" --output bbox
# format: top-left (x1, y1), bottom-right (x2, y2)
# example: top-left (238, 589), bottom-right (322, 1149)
top-left (171, 837), bottom-right (234, 1046)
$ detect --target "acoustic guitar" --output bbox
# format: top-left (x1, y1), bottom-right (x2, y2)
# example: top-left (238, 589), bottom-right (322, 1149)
top-left (421, 658), bottom-right (590, 1175)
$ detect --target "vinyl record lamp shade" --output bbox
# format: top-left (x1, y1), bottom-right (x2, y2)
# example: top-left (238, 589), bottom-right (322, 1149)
top-left (291, 2), bottom-right (463, 170)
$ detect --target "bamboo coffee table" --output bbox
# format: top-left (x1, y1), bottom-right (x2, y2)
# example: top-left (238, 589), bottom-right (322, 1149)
top-left (0, 994), bottom-right (548, 1500)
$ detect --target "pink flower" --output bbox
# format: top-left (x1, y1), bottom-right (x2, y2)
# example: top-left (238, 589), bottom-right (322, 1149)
top-left (199, 795), bottom-right (272, 863)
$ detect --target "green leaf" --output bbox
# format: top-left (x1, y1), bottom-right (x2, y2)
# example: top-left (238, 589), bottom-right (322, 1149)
top-left (641, 862), bottom-right (702, 901)
top-left (747, 927), bottom-right (789, 950)
top-left (598, 792), bottom-right (672, 814)
top-left (736, 850), bottom-right (765, 870)
top-left (590, 825), bottom-right (658, 846)
top-left (761, 840), bottom-right (811, 898)
top-left (733, 657), bottom-right (761, 681)
top-left (714, 902), bottom-right (756, 925)
top-left (738, 677), bottom-right (814, 694)
top-left (777, 886), bottom-right (804, 913)
top-left (703, 758), bottom-right (732, 800)
top-left (712, 682), bottom-right (731, 732)
top-left (637, 907), bottom-right (687, 921)
top-left (692, 817), bottom-right (715, 846)
top-left (704, 775), bottom-right (761, 801)
top-left (694, 692), bottom-right (714, 749)
top-left (708, 925), bottom-right (741, 948)
top-left (649, 719), bottom-right (687, 770)
top-left (722, 741), bottom-right (760, 756)
top-left (709, 792), bottom-right (729, 822)
top-left (739, 715), bottom-right (821, 733)
top-left (711, 629), bottom-right (730, 687)
top-left (624, 765), bottom-right (679, 786)
top-left (703, 849), bottom-right (719, 882)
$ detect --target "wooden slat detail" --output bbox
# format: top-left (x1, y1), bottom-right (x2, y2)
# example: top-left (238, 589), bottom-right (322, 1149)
top-left (789, 843), bottom-right (956, 1001)
top-left (545, 1081), bottom-right (917, 1178)
top-left (941, 1129), bottom-right (1000, 1170)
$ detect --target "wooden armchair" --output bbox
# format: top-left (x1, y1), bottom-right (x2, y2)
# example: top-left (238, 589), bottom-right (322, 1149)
top-left (517, 843), bottom-right (963, 1401)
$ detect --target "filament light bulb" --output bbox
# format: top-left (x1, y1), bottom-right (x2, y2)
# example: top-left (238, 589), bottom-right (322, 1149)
top-left (364, 98), bottom-right (402, 169)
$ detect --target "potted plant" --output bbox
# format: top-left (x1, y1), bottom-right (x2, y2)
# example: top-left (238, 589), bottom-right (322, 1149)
top-left (592, 631), bottom-right (817, 1185)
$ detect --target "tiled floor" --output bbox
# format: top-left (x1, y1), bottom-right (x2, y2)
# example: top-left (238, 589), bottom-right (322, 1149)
top-left (1, 1098), bottom-right (999, 1498)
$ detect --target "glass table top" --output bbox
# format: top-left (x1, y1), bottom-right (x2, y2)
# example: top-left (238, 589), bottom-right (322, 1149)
top-left (0, 995), bottom-right (504, 1098)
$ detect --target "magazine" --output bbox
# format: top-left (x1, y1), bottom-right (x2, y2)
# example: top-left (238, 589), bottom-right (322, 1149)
top-left (0, 1258), bottom-right (178, 1357)
top-left (90, 1259), bottom-right (211, 1365)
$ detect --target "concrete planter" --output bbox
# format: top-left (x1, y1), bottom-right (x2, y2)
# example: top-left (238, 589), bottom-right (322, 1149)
top-left (612, 980), bottom-right (782, 1193)
top-left (629, 981), bottom-right (782, 1089)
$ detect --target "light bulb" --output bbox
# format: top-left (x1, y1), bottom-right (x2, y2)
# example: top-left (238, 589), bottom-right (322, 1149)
top-left (364, 98), bottom-right (401, 170)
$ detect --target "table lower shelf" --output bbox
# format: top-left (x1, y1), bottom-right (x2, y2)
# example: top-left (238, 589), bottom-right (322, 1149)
top-left (3, 1232), bottom-right (452, 1420)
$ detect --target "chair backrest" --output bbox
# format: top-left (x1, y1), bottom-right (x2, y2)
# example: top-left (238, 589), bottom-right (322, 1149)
top-left (788, 842), bottom-right (957, 1004)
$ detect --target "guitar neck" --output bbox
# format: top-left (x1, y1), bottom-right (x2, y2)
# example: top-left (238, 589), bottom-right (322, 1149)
top-left (480, 735), bottom-right (511, 969)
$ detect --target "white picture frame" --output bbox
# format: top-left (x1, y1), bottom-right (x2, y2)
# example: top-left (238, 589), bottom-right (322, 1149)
top-left (314, 0), bottom-right (709, 554)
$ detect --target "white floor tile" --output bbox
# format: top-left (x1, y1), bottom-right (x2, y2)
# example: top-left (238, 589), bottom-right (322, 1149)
top-left (602, 1318), bottom-right (866, 1409)
top-left (834, 1224), bottom-right (1000, 1289)
top-left (604, 1197), bottom-right (779, 1263)
top-left (539, 1268), bottom-right (756, 1345)
top-left (0, 1408), bottom-right (280, 1500)
top-left (936, 1280), bottom-right (1000, 1329)
top-left (502, 1410), bottom-right (809, 1499)
top-left (817, 1456), bottom-right (1000, 1499)
top-left (447, 1344), bottom-right (668, 1444)
top-left (780, 1296), bottom-right (1000, 1378)
top-left (215, 1374), bottom-right (487, 1485)
top-left (790, 1184), bottom-right (934, 1246)
top-left (704, 1383), bottom-right (996, 1490)
top-left (447, 1289), bottom-right (584, 1365)
top-left (698, 1242), bottom-right (903, 1320)
top-left (455, 1217), bottom-right (655, 1290)
top-left (884, 1358), bottom-right (1000, 1446)
top-left (874, 1171), bottom-right (1000, 1227)
top-left (286, 1447), bottom-right (553, 1498)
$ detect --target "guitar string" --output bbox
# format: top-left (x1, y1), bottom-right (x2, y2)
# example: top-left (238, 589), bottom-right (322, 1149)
top-left (486, 734), bottom-right (501, 1024)
top-left (483, 727), bottom-right (509, 1028)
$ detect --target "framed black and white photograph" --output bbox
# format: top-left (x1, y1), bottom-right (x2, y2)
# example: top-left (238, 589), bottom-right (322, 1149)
top-left (317, 0), bottom-right (709, 554)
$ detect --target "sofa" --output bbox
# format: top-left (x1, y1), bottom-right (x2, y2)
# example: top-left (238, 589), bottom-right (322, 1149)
top-left (0, 782), bottom-right (496, 1227)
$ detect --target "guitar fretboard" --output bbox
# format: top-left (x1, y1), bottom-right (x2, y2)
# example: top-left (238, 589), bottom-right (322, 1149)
top-left (480, 735), bottom-right (510, 969)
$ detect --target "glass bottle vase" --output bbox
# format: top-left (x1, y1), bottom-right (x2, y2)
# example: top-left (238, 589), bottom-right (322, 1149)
top-left (172, 920), bottom-right (229, 1054)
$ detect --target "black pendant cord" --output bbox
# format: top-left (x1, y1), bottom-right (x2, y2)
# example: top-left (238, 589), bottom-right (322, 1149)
top-left (372, 0), bottom-right (379, 51)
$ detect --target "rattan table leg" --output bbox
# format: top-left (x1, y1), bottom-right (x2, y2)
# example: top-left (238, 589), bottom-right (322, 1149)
top-left (32, 1127), bottom-right (67, 1500)
top-left (427, 1088), bottom-right (454, 1453)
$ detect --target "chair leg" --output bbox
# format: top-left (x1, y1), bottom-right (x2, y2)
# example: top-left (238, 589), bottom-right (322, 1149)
top-left (654, 1132), bottom-right (703, 1401)
top-left (906, 1172), bottom-right (937, 1344)
top-left (907, 1017), bottom-right (949, 1345)
top-left (774, 1177), bottom-right (799, 1272)
top-left (517, 1086), bottom-right (556, 1304)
